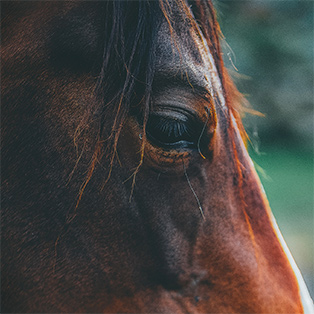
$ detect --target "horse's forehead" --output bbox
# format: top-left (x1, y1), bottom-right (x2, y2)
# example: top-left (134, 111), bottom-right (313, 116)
top-left (155, 16), bottom-right (226, 110)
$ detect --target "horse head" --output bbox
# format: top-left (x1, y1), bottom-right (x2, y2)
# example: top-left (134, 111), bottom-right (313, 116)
top-left (2, 1), bottom-right (313, 312)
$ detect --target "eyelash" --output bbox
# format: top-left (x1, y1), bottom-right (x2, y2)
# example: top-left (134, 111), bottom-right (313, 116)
top-left (145, 114), bottom-right (200, 149)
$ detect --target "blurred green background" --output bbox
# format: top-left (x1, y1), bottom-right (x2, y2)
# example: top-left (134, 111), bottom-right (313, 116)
top-left (217, 0), bottom-right (313, 298)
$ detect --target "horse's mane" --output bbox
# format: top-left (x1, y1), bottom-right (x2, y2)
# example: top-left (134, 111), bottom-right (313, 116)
top-left (71, 0), bottom-right (247, 217)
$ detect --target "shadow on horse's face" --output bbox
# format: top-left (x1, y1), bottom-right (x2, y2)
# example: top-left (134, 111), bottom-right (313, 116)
top-left (1, 1), bottom-right (312, 313)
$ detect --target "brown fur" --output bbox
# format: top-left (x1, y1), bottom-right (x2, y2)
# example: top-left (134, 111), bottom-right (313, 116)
top-left (1, 1), bottom-right (307, 313)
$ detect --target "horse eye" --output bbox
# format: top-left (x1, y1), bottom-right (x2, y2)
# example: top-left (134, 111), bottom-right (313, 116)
top-left (146, 114), bottom-right (199, 149)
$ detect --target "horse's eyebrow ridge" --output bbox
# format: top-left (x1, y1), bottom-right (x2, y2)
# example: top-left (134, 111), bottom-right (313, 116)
top-left (153, 68), bottom-right (210, 97)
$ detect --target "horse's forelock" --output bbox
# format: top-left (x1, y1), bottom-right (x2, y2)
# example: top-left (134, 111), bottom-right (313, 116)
top-left (76, 0), bottom-right (248, 204)
top-left (73, 1), bottom-right (162, 205)
top-left (96, 0), bottom-right (246, 149)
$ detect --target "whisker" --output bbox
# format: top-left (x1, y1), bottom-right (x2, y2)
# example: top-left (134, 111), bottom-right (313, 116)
top-left (183, 160), bottom-right (205, 220)
top-left (197, 107), bottom-right (211, 159)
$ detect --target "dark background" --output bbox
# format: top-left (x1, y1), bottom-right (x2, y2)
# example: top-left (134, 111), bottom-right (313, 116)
top-left (218, 0), bottom-right (313, 298)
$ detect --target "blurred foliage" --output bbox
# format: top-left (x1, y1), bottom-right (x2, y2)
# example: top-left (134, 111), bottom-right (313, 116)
top-left (217, 0), bottom-right (314, 298)
top-left (251, 146), bottom-right (313, 297)
top-left (217, 0), bottom-right (313, 149)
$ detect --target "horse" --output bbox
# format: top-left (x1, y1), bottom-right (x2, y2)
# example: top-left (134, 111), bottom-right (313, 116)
top-left (1, 1), bottom-right (313, 313)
